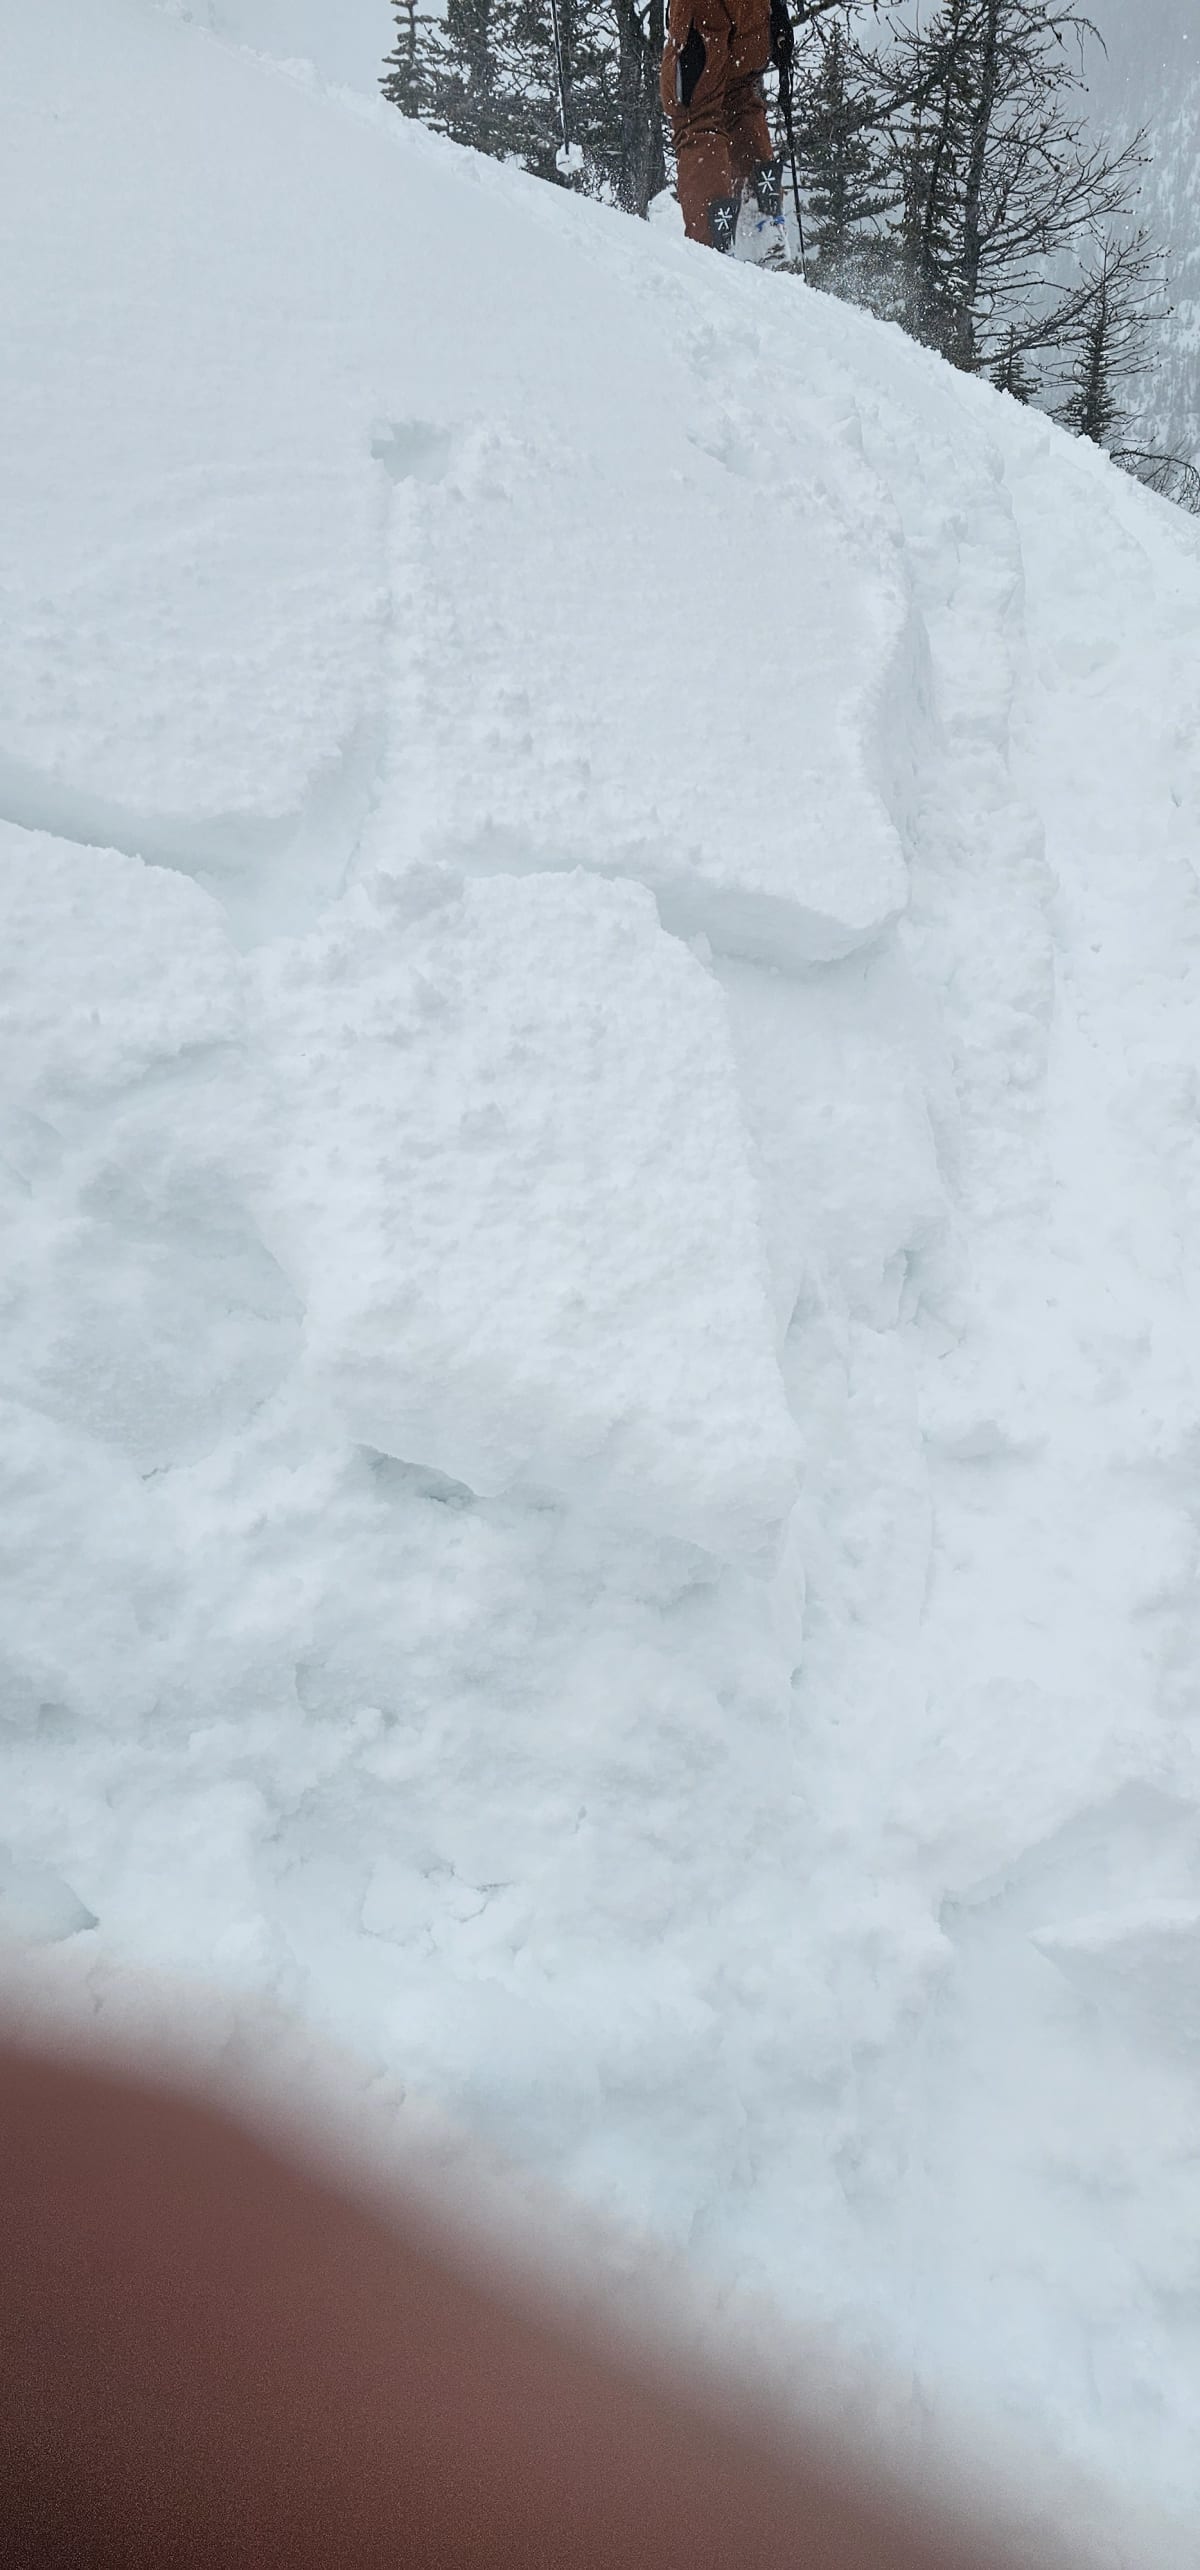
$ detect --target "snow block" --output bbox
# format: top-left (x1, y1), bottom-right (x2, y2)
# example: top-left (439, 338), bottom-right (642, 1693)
top-left (257, 869), bottom-right (799, 1558)
top-left (0, 822), bottom-right (241, 1113)
top-left (374, 414), bottom-right (909, 968)
top-left (1035, 1903), bottom-right (1200, 2052)
top-left (0, 825), bottom-right (299, 1470)
top-left (0, 1399), bottom-right (167, 1736)
top-left (0, 0), bottom-right (908, 958)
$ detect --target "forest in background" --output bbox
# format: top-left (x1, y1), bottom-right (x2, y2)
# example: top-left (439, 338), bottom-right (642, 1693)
top-left (382, 0), bottom-right (1199, 504)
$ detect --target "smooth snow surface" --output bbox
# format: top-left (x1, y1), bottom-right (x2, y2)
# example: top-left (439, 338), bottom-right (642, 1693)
top-left (5, 0), bottom-right (1200, 2546)
top-left (163, 0), bottom-right (394, 91)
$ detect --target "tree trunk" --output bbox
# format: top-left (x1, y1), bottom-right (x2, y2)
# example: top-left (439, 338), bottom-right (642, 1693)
top-left (956, 0), bottom-right (1003, 368)
top-left (614, 0), bottom-right (666, 216)
top-left (553, 0), bottom-right (574, 155)
top-left (1079, 257), bottom-right (1112, 442)
top-left (912, 3), bottom-right (964, 341)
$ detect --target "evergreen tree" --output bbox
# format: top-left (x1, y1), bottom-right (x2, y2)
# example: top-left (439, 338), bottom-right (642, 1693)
top-left (793, 21), bottom-right (897, 292)
top-left (879, 1), bottom-right (1147, 375)
top-left (609, 0), bottom-right (667, 216)
top-left (991, 322), bottom-right (1040, 404)
top-left (381, 0), bottom-right (437, 124)
top-left (1056, 231), bottom-right (1167, 446)
top-left (890, 4), bottom-right (971, 359)
top-left (382, 0), bottom-right (667, 214)
top-left (382, 0), bottom-right (554, 174)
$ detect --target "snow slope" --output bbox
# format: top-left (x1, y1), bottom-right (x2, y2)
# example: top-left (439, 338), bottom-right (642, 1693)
top-left (5, 0), bottom-right (1200, 2544)
top-left (165, 0), bottom-right (394, 92)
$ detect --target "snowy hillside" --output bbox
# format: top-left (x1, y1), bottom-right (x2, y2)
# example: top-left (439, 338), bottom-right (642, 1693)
top-left (165, 0), bottom-right (393, 91)
top-left (6, 0), bottom-right (1200, 2547)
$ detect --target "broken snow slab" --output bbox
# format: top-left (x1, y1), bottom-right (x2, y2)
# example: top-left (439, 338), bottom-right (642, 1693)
top-left (256, 867), bottom-right (799, 1558)
top-left (0, 821), bottom-right (241, 1118)
top-left (370, 413), bottom-right (910, 968)
top-left (0, 6), bottom-right (383, 879)
top-left (1034, 1902), bottom-right (1200, 2054)
top-left (0, 825), bottom-right (299, 1472)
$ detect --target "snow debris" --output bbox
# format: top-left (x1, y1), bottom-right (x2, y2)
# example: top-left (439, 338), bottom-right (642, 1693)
top-left (257, 865), bottom-right (797, 1554)
top-left (4, 0), bottom-right (1200, 2550)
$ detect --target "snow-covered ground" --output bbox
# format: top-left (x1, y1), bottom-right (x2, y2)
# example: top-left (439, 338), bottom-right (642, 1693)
top-left (5, 0), bottom-right (1200, 2548)
top-left (165, 0), bottom-right (394, 91)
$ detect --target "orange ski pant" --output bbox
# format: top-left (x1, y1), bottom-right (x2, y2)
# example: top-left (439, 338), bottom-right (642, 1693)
top-left (660, 0), bottom-right (774, 243)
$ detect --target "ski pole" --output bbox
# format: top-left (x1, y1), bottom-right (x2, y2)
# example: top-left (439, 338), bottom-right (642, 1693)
top-left (548, 0), bottom-right (582, 176)
top-left (779, 56), bottom-right (806, 278)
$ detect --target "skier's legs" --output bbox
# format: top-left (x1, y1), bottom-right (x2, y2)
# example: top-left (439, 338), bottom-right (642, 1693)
top-left (672, 117), bottom-right (737, 242)
top-left (726, 72), bottom-right (775, 201)
top-left (727, 76), bottom-right (786, 261)
top-left (662, 0), bottom-right (770, 245)
top-left (662, 0), bottom-right (735, 241)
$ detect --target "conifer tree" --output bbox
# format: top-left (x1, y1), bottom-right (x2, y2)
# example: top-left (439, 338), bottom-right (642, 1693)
top-left (1056, 232), bottom-right (1166, 446)
top-left (879, 0), bottom-right (1147, 375)
top-left (793, 21), bottom-right (896, 294)
top-left (991, 323), bottom-right (1040, 405)
top-left (382, 0), bottom-right (667, 213)
top-left (382, 0), bottom-right (550, 173)
top-left (609, 0), bottom-right (667, 215)
top-left (381, 0), bottom-right (436, 124)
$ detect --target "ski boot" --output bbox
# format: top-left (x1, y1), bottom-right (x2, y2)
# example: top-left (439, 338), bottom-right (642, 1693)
top-left (706, 194), bottom-right (737, 253)
top-left (743, 159), bottom-right (789, 268)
